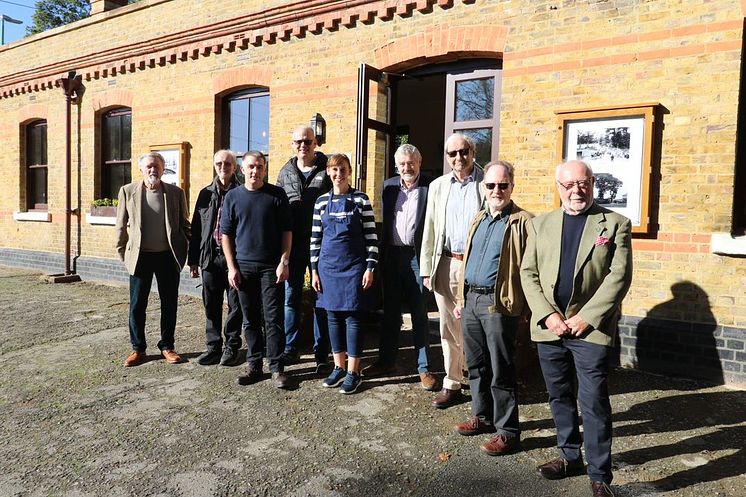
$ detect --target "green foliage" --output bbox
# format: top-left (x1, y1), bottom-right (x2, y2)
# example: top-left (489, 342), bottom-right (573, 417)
top-left (26, 0), bottom-right (139, 36)
top-left (26, 0), bottom-right (90, 36)
top-left (91, 198), bottom-right (118, 207)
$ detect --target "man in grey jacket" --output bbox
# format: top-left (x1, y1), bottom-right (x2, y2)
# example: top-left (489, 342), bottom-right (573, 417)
top-left (276, 125), bottom-right (331, 372)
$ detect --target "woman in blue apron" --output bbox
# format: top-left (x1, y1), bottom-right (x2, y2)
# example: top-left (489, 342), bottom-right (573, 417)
top-left (310, 154), bottom-right (378, 394)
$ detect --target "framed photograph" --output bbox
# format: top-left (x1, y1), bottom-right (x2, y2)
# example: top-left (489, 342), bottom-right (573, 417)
top-left (556, 104), bottom-right (659, 234)
top-left (149, 142), bottom-right (189, 191)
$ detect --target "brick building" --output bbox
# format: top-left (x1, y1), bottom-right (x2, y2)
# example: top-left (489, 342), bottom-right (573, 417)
top-left (0, 0), bottom-right (744, 385)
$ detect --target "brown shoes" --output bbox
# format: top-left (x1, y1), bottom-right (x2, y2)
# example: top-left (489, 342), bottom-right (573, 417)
top-left (432, 388), bottom-right (463, 409)
top-left (123, 351), bottom-right (146, 367)
top-left (537, 457), bottom-right (586, 480)
top-left (161, 349), bottom-right (183, 364)
top-left (453, 416), bottom-right (496, 436)
top-left (480, 433), bottom-right (520, 456)
top-left (591, 481), bottom-right (614, 497)
top-left (419, 372), bottom-right (439, 391)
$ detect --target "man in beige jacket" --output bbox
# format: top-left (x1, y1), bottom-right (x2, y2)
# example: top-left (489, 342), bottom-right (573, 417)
top-left (115, 152), bottom-right (191, 367)
top-left (452, 160), bottom-right (533, 456)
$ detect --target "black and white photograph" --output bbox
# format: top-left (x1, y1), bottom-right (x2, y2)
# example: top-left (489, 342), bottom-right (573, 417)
top-left (563, 116), bottom-right (646, 227)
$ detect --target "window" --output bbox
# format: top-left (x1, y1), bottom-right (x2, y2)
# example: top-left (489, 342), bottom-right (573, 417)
top-left (222, 87), bottom-right (269, 167)
top-left (444, 69), bottom-right (502, 170)
top-left (101, 107), bottom-right (132, 199)
top-left (26, 120), bottom-right (47, 211)
top-left (732, 19), bottom-right (746, 236)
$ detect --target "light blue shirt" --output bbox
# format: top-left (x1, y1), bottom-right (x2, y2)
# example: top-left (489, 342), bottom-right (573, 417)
top-left (444, 168), bottom-right (479, 254)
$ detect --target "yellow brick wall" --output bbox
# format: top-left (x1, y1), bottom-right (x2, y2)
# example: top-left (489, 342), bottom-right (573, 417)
top-left (0, 0), bottom-right (744, 330)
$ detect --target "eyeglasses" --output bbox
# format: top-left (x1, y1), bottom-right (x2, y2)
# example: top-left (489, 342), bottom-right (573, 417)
top-left (445, 148), bottom-right (471, 158)
top-left (484, 182), bottom-right (511, 191)
top-left (557, 179), bottom-right (592, 190)
top-left (293, 139), bottom-right (313, 146)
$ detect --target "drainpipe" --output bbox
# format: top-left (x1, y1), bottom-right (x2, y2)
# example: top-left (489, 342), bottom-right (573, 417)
top-left (58, 71), bottom-right (83, 279)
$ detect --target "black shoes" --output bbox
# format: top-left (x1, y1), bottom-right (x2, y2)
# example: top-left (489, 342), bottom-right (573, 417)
top-left (196, 348), bottom-right (221, 365)
top-left (537, 457), bottom-right (586, 480)
top-left (219, 346), bottom-right (241, 366)
top-left (237, 368), bottom-right (263, 385)
top-left (272, 372), bottom-right (290, 389)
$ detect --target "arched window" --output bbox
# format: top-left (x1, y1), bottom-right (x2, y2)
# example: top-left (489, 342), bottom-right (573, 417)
top-left (25, 120), bottom-right (47, 210)
top-left (101, 107), bottom-right (132, 199)
top-left (222, 87), bottom-right (269, 165)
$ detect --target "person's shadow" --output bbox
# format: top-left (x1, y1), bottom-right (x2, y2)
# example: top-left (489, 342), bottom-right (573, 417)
top-left (633, 281), bottom-right (723, 385)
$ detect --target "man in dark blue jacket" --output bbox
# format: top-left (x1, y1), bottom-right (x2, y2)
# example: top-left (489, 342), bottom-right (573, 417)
top-left (188, 150), bottom-right (243, 366)
top-left (363, 144), bottom-right (439, 391)
top-left (276, 125), bottom-right (331, 372)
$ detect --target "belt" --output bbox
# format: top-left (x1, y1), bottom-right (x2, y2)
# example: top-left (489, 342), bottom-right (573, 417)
top-left (443, 249), bottom-right (463, 261)
top-left (468, 285), bottom-right (495, 295)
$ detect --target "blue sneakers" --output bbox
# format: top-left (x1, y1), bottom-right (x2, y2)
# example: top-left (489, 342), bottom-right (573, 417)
top-left (322, 366), bottom-right (347, 388)
top-left (339, 372), bottom-right (362, 394)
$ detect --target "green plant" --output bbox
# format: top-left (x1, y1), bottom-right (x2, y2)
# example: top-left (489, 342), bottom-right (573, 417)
top-left (90, 198), bottom-right (118, 208)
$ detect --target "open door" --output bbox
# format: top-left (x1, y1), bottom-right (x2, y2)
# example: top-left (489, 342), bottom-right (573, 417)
top-left (355, 63), bottom-right (401, 191)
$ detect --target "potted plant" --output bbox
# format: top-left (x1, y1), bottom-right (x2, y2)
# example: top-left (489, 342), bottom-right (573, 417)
top-left (90, 198), bottom-right (118, 217)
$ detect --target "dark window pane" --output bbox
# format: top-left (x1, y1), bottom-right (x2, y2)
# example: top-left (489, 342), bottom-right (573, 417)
top-left (30, 167), bottom-right (47, 207)
top-left (105, 163), bottom-right (131, 199)
top-left (459, 128), bottom-right (492, 168)
top-left (121, 113), bottom-right (132, 160)
top-left (249, 95), bottom-right (270, 154)
top-left (455, 78), bottom-right (494, 122)
top-left (103, 108), bottom-right (132, 162)
top-left (26, 121), bottom-right (47, 166)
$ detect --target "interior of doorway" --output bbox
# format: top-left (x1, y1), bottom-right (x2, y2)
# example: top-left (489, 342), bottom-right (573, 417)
top-left (394, 73), bottom-right (446, 179)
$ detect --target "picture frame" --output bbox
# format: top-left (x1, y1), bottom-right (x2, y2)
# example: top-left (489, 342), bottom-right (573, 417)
top-left (556, 103), bottom-right (660, 234)
top-left (149, 142), bottom-right (189, 192)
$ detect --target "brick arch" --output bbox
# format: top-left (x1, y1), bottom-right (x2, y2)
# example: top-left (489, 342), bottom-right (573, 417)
top-left (90, 89), bottom-right (134, 112)
top-left (373, 24), bottom-right (507, 72)
top-left (212, 66), bottom-right (273, 96)
top-left (18, 104), bottom-right (48, 124)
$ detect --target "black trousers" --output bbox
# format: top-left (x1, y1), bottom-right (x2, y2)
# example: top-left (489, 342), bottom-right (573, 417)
top-left (537, 339), bottom-right (613, 483)
top-left (236, 262), bottom-right (284, 373)
top-left (201, 254), bottom-right (242, 350)
top-left (461, 291), bottom-right (520, 437)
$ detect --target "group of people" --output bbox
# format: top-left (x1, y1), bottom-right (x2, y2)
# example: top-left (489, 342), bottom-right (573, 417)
top-left (114, 126), bottom-right (632, 497)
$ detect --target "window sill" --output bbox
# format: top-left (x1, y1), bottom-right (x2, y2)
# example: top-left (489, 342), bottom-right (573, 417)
top-left (711, 233), bottom-right (746, 256)
top-left (13, 211), bottom-right (51, 222)
top-left (86, 213), bottom-right (116, 226)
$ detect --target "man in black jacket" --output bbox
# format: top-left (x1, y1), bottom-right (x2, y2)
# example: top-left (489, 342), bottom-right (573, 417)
top-left (363, 144), bottom-right (439, 391)
top-left (276, 125), bottom-right (332, 372)
top-left (188, 150), bottom-right (243, 366)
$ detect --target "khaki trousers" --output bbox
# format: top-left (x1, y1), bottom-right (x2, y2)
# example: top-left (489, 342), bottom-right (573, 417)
top-left (433, 255), bottom-right (465, 390)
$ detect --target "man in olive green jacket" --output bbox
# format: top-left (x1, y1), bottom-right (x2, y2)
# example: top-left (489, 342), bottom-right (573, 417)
top-left (520, 160), bottom-right (632, 497)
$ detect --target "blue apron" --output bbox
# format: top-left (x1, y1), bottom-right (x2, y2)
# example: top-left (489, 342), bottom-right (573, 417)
top-left (316, 192), bottom-right (371, 312)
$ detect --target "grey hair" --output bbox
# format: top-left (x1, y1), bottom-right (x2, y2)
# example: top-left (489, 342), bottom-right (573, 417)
top-left (555, 160), bottom-right (594, 180)
top-left (444, 133), bottom-right (476, 154)
top-left (394, 144), bottom-right (422, 162)
top-left (138, 152), bottom-right (165, 169)
top-left (213, 149), bottom-right (237, 165)
top-left (483, 160), bottom-right (515, 183)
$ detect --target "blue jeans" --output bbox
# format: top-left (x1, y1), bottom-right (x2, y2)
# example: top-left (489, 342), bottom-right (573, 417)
top-left (327, 310), bottom-right (363, 358)
top-left (537, 339), bottom-right (613, 483)
top-left (236, 262), bottom-right (285, 373)
top-left (380, 246), bottom-right (430, 373)
top-left (284, 249), bottom-right (330, 363)
top-left (128, 250), bottom-right (180, 352)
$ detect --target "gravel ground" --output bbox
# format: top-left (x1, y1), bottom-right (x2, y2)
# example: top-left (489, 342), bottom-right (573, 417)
top-left (0, 266), bottom-right (744, 497)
